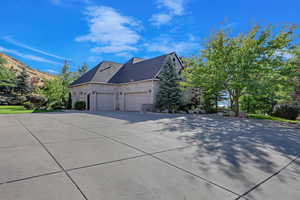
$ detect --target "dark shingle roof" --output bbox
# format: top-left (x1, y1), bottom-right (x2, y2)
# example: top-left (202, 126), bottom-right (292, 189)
top-left (70, 53), bottom-right (176, 86)
top-left (108, 54), bottom-right (168, 83)
top-left (70, 61), bottom-right (122, 86)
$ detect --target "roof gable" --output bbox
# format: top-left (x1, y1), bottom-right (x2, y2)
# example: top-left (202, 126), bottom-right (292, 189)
top-left (108, 54), bottom-right (169, 83)
top-left (70, 52), bottom-right (182, 86)
top-left (70, 61), bottom-right (122, 86)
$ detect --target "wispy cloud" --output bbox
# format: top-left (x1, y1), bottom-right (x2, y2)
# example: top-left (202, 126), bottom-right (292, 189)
top-left (47, 69), bottom-right (59, 74)
top-left (50, 0), bottom-right (92, 5)
top-left (0, 46), bottom-right (62, 65)
top-left (87, 55), bottom-right (101, 63)
top-left (76, 5), bottom-right (140, 56)
top-left (145, 35), bottom-right (199, 55)
top-left (3, 36), bottom-right (69, 61)
top-left (150, 0), bottom-right (185, 26)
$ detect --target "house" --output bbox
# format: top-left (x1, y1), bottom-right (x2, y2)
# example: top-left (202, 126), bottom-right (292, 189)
top-left (70, 52), bottom-right (184, 111)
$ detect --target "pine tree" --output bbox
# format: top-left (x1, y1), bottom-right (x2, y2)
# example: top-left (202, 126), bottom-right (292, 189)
top-left (60, 60), bottom-right (71, 107)
top-left (78, 63), bottom-right (88, 76)
top-left (16, 68), bottom-right (32, 96)
top-left (156, 58), bottom-right (182, 112)
top-left (0, 57), bottom-right (16, 92)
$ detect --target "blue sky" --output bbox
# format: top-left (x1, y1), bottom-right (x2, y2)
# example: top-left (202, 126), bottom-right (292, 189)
top-left (0, 0), bottom-right (299, 74)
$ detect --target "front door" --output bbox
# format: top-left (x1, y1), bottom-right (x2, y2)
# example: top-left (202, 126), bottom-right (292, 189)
top-left (87, 94), bottom-right (90, 110)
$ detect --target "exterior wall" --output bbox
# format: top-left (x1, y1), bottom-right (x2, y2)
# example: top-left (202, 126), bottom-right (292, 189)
top-left (70, 80), bottom-right (158, 111)
top-left (118, 80), bottom-right (157, 111)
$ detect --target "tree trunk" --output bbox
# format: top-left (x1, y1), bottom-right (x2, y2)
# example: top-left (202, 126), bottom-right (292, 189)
top-left (232, 89), bottom-right (241, 117)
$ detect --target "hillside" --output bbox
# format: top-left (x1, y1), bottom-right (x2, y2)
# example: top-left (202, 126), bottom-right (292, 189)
top-left (0, 52), bottom-right (55, 87)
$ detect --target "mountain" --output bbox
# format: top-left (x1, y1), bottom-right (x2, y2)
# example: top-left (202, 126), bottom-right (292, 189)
top-left (0, 53), bottom-right (55, 87)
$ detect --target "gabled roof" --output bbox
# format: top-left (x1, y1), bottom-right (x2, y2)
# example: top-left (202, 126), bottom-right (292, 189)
top-left (70, 52), bottom-right (181, 87)
top-left (108, 54), bottom-right (168, 84)
top-left (70, 61), bottom-right (122, 86)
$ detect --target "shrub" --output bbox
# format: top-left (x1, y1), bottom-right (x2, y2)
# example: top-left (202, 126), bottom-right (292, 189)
top-left (28, 95), bottom-right (47, 109)
top-left (74, 101), bottom-right (86, 110)
top-left (272, 102), bottom-right (300, 120)
top-left (23, 102), bottom-right (34, 110)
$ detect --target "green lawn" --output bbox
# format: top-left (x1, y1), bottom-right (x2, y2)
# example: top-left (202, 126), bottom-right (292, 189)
top-left (0, 105), bottom-right (54, 114)
top-left (248, 113), bottom-right (300, 124)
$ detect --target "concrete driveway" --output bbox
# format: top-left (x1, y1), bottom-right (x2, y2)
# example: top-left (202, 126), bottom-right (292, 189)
top-left (0, 112), bottom-right (299, 200)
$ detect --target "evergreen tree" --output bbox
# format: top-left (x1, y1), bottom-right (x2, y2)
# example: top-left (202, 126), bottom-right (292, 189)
top-left (78, 63), bottom-right (88, 76)
top-left (156, 58), bottom-right (182, 112)
top-left (60, 60), bottom-right (72, 107)
top-left (0, 57), bottom-right (16, 92)
top-left (15, 68), bottom-right (32, 95)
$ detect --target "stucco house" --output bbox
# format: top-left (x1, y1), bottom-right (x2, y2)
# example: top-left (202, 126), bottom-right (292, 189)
top-left (70, 52), bottom-right (184, 111)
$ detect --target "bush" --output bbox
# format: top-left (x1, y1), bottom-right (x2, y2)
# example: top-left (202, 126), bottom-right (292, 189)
top-left (28, 95), bottom-right (47, 109)
top-left (272, 102), bottom-right (300, 120)
top-left (74, 101), bottom-right (86, 110)
top-left (23, 102), bottom-right (34, 110)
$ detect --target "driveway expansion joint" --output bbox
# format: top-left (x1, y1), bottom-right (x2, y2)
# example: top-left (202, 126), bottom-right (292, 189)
top-left (50, 116), bottom-right (243, 198)
top-left (233, 155), bottom-right (300, 200)
top-left (16, 119), bottom-right (89, 200)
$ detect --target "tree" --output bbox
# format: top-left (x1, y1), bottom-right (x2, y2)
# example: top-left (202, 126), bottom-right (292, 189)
top-left (156, 58), bottom-right (182, 112)
top-left (60, 60), bottom-right (72, 107)
top-left (0, 57), bottom-right (16, 92)
top-left (78, 63), bottom-right (88, 76)
top-left (39, 78), bottom-right (64, 109)
top-left (15, 68), bottom-right (32, 96)
top-left (183, 24), bottom-right (298, 116)
top-left (290, 47), bottom-right (300, 102)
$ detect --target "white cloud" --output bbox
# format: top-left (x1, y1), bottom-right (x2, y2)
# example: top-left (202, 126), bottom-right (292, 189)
top-left (47, 69), bottom-right (59, 74)
top-left (50, 0), bottom-right (92, 5)
top-left (87, 56), bottom-right (101, 63)
top-left (145, 36), bottom-right (199, 55)
top-left (115, 52), bottom-right (133, 58)
top-left (3, 36), bottom-right (69, 61)
top-left (76, 6), bottom-right (141, 55)
top-left (0, 46), bottom-right (61, 65)
top-left (150, 13), bottom-right (172, 26)
top-left (91, 45), bottom-right (137, 54)
top-left (151, 0), bottom-right (185, 26)
top-left (157, 0), bottom-right (184, 15)
top-left (50, 0), bottom-right (61, 5)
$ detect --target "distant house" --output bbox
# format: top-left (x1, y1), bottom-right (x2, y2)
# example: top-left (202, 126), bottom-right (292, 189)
top-left (70, 52), bottom-right (183, 111)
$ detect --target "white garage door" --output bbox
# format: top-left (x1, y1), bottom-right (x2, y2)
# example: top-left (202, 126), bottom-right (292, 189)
top-left (96, 93), bottom-right (115, 111)
top-left (125, 92), bottom-right (149, 111)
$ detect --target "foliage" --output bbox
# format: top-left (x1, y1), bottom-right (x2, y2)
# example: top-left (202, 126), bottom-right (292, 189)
top-left (0, 105), bottom-right (54, 114)
top-left (0, 57), bottom-right (16, 91)
top-left (183, 24), bottom-right (298, 116)
top-left (28, 95), bottom-right (47, 109)
top-left (23, 101), bottom-right (34, 110)
top-left (15, 68), bottom-right (32, 95)
top-left (248, 113), bottom-right (300, 124)
top-left (156, 58), bottom-right (182, 112)
top-left (77, 63), bottom-right (88, 77)
top-left (39, 78), bottom-right (65, 109)
top-left (272, 102), bottom-right (300, 120)
top-left (38, 60), bottom-right (85, 109)
top-left (74, 101), bottom-right (86, 110)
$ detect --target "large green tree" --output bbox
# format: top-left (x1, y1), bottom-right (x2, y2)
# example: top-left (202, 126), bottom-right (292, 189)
top-left (183, 25), bottom-right (298, 116)
top-left (0, 57), bottom-right (16, 91)
top-left (156, 58), bottom-right (182, 112)
top-left (40, 78), bottom-right (65, 109)
top-left (15, 68), bottom-right (32, 96)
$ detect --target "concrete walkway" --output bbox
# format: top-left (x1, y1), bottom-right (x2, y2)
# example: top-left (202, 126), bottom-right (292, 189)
top-left (0, 112), bottom-right (299, 200)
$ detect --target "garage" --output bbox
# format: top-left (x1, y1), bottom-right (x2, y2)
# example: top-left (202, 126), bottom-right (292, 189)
top-left (125, 92), bottom-right (149, 111)
top-left (96, 93), bottom-right (115, 111)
